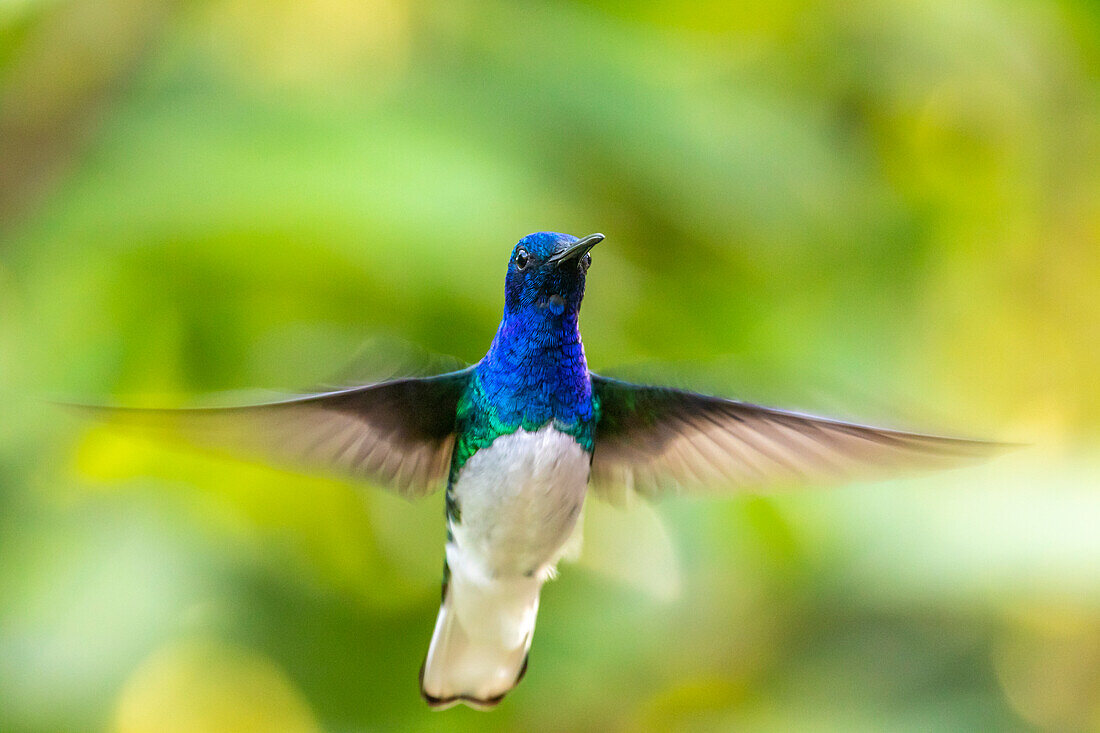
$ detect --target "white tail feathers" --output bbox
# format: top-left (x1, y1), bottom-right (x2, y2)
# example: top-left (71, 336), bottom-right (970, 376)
top-left (420, 563), bottom-right (542, 710)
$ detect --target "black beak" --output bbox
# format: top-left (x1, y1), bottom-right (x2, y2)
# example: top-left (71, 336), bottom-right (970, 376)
top-left (547, 233), bottom-right (604, 266)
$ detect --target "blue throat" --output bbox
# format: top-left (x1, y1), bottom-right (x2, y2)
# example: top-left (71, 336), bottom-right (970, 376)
top-left (451, 304), bottom-right (599, 478)
top-left (480, 304), bottom-right (595, 427)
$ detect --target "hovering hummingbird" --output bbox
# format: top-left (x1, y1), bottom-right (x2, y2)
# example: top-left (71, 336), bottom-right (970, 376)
top-left (83, 232), bottom-right (1001, 710)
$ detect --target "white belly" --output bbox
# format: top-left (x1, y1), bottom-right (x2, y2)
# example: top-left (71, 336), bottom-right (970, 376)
top-left (448, 425), bottom-right (590, 579)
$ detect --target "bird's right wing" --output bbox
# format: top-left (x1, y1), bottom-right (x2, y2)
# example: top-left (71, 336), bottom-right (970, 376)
top-left (590, 375), bottom-right (1010, 504)
top-left (71, 368), bottom-right (474, 499)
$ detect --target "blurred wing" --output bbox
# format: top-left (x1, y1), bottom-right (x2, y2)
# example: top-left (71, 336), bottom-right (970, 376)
top-left (73, 368), bottom-right (474, 498)
top-left (590, 374), bottom-right (1008, 504)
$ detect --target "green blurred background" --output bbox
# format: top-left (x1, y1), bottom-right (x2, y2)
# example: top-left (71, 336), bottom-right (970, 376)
top-left (1, 0), bottom-right (1099, 730)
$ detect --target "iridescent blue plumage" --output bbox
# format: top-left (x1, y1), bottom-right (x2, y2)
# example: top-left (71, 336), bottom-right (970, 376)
top-left (451, 232), bottom-right (601, 478)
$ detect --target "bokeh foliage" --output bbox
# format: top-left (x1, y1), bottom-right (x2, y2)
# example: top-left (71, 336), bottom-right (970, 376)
top-left (1, 0), bottom-right (1099, 730)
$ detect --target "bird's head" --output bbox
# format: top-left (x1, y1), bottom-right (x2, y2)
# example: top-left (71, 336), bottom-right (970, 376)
top-left (503, 232), bottom-right (603, 318)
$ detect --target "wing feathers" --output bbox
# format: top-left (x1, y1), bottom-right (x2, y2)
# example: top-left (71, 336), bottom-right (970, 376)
top-left (71, 368), bottom-right (473, 498)
top-left (74, 366), bottom-right (1005, 503)
top-left (591, 374), bottom-right (1009, 503)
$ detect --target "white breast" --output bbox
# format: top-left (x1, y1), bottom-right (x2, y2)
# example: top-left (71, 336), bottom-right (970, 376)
top-left (448, 424), bottom-right (590, 580)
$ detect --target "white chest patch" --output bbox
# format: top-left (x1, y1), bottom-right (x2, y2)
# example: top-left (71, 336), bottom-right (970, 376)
top-left (448, 425), bottom-right (590, 579)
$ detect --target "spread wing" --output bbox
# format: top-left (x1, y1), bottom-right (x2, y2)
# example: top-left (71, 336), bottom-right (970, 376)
top-left (590, 374), bottom-right (1009, 504)
top-left (72, 368), bottom-right (474, 498)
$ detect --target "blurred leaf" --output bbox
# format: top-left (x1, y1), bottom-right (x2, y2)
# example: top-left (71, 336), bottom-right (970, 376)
top-left (113, 638), bottom-right (321, 733)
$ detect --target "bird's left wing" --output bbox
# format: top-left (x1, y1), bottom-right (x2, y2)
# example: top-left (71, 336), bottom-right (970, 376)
top-left (73, 368), bottom-right (474, 498)
top-left (589, 374), bottom-right (1008, 504)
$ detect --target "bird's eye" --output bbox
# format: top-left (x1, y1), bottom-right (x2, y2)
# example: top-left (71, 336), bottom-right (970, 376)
top-left (515, 249), bottom-right (529, 270)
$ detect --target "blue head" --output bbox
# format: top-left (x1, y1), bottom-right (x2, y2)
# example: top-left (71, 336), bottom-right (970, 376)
top-left (503, 232), bottom-right (603, 317)
top-left (454, 232), bottom-right (606, 470)
top-left (465, 231), bottom-right (603, 444)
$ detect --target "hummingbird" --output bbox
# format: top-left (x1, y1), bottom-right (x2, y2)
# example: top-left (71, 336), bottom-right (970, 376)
top-left (81, 232), bottom-right (1002, 710)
